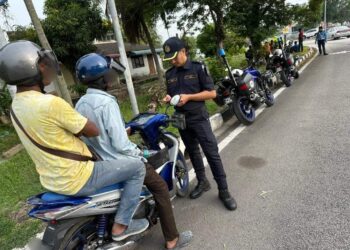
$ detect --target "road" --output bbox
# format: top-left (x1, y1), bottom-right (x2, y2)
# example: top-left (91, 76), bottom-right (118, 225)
top-left (136, 39), bottom-right (350, 249)
top-left (22, 39), bottom-right (350, 250)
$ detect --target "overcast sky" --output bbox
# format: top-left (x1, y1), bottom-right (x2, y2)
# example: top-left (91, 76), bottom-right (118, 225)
top-left (3, 0), bottom-right (308, 42)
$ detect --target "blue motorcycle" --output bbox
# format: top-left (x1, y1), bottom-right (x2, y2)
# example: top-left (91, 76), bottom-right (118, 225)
top-left (214, 49), bottom-right (275, 125)
top-left (26, 95), bottom-right (189, 250)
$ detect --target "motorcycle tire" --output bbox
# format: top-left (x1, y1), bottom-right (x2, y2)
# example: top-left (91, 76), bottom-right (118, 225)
top-left (280, 71), bottom-right (291, 87)
top-left (176, 151), bottom-right (190, 197)
top-left (231, 95), bottom-right (255, 125)
top-left (294, 70), bottom-right (300, 79)
top-left (57, 217), bottom-right (96, 250)
top-left (264, 89), bottom-right (275, 107)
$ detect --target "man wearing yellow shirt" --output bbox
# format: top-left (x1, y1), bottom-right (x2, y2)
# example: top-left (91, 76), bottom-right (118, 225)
top-left (0, 41), bottom-right (148, 241)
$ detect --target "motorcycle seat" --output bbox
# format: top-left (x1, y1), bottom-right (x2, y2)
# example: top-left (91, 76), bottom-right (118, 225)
top-left (40, 182), bottom-right (125, 203)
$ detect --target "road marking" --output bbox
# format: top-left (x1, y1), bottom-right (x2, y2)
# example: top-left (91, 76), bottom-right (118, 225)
top-left (329, 50), bottom-right (350, 55)
top-left (188, 48), bottom-right (318, 182)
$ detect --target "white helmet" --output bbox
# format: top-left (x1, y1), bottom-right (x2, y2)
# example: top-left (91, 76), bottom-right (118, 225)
top-left (273, 49), bottom-right (283, 57)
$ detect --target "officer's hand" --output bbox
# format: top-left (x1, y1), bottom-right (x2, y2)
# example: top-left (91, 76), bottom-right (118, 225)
top-left (178, 94), bottom-right (190, 107)
top-left (162, 95), bottom-right (171, 103)
top-left (125, 127), bottom-right (132, 136)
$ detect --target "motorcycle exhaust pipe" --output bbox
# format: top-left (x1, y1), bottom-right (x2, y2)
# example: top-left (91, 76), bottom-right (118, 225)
top-left (249, 93), bottom-right (257, 101)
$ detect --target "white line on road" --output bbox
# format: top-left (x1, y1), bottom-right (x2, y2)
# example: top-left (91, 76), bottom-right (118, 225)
top-left (188, 48), bottom-right (318, 182)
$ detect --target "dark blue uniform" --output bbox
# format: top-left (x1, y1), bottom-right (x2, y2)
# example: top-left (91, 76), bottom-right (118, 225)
top-left (166, 59), bottom-right (228, 190)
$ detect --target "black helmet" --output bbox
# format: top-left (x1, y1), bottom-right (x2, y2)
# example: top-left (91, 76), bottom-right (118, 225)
top-left (0, 40), bottom-right (60, 87)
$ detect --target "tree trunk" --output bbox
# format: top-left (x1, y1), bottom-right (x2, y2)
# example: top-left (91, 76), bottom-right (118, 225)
top-left (23, 0), bottom-right (73, 106)
top-left (210, 8), bottom-right (225, 52)
top-left (140, 17), bottom-right (164, 85)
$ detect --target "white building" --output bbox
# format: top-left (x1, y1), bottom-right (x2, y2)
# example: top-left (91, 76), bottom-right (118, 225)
top-left (94, 40), bottom-right (164, 79)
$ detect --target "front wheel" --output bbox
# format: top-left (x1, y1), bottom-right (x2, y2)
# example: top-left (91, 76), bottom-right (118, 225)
top-left (231, 95), bottom-right (255, 125)
top-left (175, 151), bottom-right (189, 197)
top-left (294, 70), bottom-right (300, 79)
top-left (280, 71), bottom-right (291, 87)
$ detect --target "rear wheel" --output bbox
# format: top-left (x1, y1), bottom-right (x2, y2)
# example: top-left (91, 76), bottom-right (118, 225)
top-left (280, 71), bottom-right (291, 87)
top-left (57, 217), bottom-right (98, 250)
top-left (231, 95), bottom-right (255, 125)
top-left (264, 88), bottom-right (275, 107)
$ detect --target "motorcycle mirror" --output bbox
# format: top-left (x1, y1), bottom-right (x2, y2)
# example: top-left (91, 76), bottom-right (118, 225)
top-left (170, 95), bottom-right (181, 106)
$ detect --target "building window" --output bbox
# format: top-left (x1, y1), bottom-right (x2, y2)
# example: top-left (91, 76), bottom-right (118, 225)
top-left (131, 56), bottom-right (145, 68)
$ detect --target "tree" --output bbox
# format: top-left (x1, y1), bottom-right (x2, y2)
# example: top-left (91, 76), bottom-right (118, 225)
top-left (7, 25), bottom-right (39, 43)
top-left (324, 0), bottom-right (350, 23)
top-left (290, 1), bottom-right (323, 29)
top-left (116, 0), bottom-right (178, 85)
top-left (197, 24), bottom-right (246, 57)
top-left (43, 0), bottom-right (109, 71)
top-left (227, 0), bottom-right (291, 52)
top-left (179, 0), bottom-right (231, 52)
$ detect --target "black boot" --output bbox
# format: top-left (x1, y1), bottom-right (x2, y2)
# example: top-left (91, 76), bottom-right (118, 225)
top-left (219, 189), bottom-right (237, 211)
top-left (190, 179), bottom-right (211, 199)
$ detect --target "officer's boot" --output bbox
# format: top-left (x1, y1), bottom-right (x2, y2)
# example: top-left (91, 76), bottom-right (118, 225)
top-left (190, 179), bottom-right (211, 199)
top-left (219, 189), bottom-right (237, 211)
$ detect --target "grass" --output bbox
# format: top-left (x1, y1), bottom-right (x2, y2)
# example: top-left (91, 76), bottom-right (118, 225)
top-left (294, 46), bottom-right (310, 57)
top-left (0, 151), bottom-right (44, 250)
top-left (0, 124), bottom-right (20, 156)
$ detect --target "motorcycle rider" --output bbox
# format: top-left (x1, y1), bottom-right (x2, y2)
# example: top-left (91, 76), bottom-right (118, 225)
top-left (0, 41), bottom-right (148, 241)
top-left (75, 53), bottom-right (193, 249)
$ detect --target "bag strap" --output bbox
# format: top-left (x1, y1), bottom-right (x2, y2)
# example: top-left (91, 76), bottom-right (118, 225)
top-left (10, 107), bottom-right (93, 162)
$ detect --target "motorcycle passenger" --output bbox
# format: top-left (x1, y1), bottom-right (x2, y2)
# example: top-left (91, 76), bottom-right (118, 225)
top-left (162, 37), bottom-right (237, 211)
top-left (75, 53), bottom-right (193, 249)
top-left (0, 41), bottom-right (148, 241)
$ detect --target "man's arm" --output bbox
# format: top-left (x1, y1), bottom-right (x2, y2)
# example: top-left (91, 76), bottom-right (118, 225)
top-left (75, 120), bottom-right (99, 138)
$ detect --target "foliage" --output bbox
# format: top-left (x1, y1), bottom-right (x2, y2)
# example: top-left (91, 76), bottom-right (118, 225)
top-left (290, 2), bottom-right (323, 29)
top-left (0, 86), bottom-right (12, 116)
top-left (324, 0), bottom-right (350, 24)
top-left (68, 83), bottom-right (88, 97)
top-left (43, 0), bottom-right (109, 71)
top-left (227, 0), bottom-right (291, 52)
top-left (178, 0), bottom-right (231, 50)
top-left (182, 36), bottom-right (198, 59)
top-left (197, 24), bottom-right (246, 57)
top-left (7, 25), bottom-right (39, 43)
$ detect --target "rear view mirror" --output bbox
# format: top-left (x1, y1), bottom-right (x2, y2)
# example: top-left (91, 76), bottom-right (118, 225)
top-left (170, 95), bottom-right (180, 106)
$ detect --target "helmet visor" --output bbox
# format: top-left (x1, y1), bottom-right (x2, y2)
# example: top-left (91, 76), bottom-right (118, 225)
top-left (106, 56), bottom-right (126, 73)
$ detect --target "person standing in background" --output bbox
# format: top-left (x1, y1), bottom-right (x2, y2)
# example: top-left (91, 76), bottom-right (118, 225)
top-left (298, 28), bottom-right (304, 52)
top-left (315, 26), bottom-right (328, 56)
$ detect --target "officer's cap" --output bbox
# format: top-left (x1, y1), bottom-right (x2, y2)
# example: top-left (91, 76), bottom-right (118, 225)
top-left (162, 37), bottom-right (185, 61)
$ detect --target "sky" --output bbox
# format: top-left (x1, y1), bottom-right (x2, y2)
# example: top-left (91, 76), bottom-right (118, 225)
top-left (3, 0), bottom-right (308, 42)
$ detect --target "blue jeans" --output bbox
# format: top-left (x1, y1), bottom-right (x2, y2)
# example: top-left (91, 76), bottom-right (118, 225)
top-left (74, 158), bottom-right (145, 225)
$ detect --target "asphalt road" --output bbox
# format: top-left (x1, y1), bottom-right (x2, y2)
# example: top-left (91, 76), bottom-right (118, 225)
top-left (135, 39), bottom-right (350, 250)
top-left (22, 39), bottom-right (350, 250)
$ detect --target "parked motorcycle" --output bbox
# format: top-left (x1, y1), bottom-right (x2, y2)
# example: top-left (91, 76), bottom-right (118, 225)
top-left (267, 48), bottom-right (299, 88)
top-left (214, 49), bottom-right (274, 125)
top-left (26, 95), bottom-right (189, 250)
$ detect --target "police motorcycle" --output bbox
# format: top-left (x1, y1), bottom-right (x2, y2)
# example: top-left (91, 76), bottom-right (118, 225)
top-left (266, 46), bottom-right (299, 88)
top-left (214, 49), bottom-right (274, 125)
top-left (26, 95), bottom-right (189, 250)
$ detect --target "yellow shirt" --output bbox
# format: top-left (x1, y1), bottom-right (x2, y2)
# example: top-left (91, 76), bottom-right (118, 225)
top-left (11, 91), bottom-right (94, 195)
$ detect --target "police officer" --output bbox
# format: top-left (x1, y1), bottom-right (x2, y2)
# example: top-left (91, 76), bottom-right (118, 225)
top-left (162, 37), bottom-right (237, 211)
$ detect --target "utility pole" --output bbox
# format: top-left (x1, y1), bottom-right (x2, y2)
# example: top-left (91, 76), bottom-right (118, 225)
top-left (23, 0), bottom-right (73, 106)
top-left (107, 0), bottom-right (139, 115)
top-left (324, 0), bottom-right (327, 32)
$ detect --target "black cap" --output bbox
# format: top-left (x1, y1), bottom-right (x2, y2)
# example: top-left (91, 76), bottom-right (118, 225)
top-left (162, 37), bottom-right (185, 61)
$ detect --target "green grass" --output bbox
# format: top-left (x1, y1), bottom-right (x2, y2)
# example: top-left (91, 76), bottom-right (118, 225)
top-left (0, 151), bottom-right (44, 250)
top-left (0, 124), bottom-right (20, 155)
top-left (295, 46), bottom-right (310, 57)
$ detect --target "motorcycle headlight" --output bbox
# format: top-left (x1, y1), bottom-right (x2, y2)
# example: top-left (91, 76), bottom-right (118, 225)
top-left (249, 80), bottom-right (255, 89)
